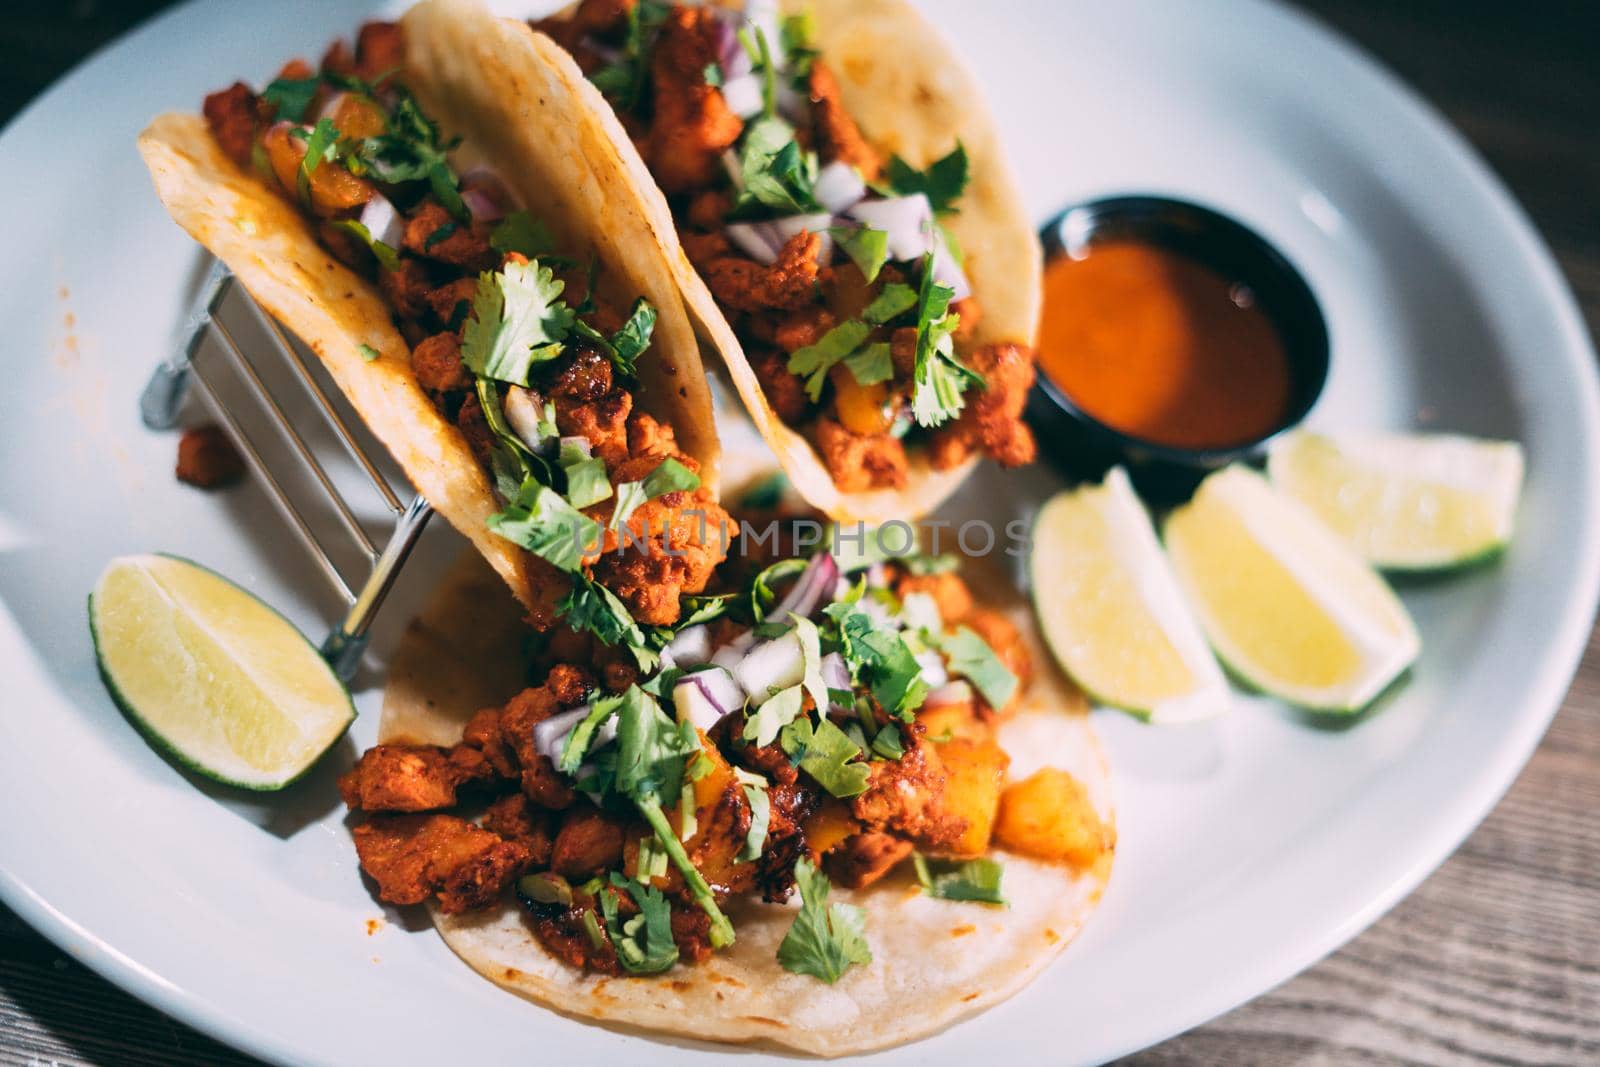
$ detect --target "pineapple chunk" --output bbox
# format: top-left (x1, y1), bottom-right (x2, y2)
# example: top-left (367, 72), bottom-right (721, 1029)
top-left (994, 768), bottom-right (1114, 869)
top-left (935, 738), bottom-right (1009, 857)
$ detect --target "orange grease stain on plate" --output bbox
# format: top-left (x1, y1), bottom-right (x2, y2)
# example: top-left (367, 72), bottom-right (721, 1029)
top-left (365, 918), bottom-right (384, 936)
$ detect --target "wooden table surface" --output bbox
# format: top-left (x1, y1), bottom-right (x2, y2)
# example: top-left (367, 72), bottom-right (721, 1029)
top-left (2, 2), bottom-right (1596, 1064)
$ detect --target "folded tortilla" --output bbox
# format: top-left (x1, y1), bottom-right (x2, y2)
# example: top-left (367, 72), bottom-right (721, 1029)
top-left (551, 0), bottom-right (1044, 523)
top-left (137, 0), bottom-right (718, 613)
top-left (381, 550), bottom-right (1113, 1055)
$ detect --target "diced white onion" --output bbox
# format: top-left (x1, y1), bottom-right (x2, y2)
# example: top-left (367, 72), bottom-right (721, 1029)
top-left (694, 665), bottom-right (747, 713)
top-left (721, 72), bottom-right (764, 119)
top-left (533, 705), bottom-right (591, 764)
top-left (503, 386), bottom-right (550, 452)
top-left (710, 630), bottom-right (757, 672)
top-left (725, 221), bottom-right (782, 265)
top-left (663, 624), bottom-right (711, 667)
top-left (742, 0), bottom-right (782, 64)
top-left (915, 650), bottom-right (950, 688)
top-left (712, 14), bottom-right (753, 80)
top-left (674, 677), bottom-right (726, 732)
top-left (924, 680), bottom-right (973, 707)
top-left (357, 194), bottom-right (405, 250)
top-left (814, 161), bottom-right (867, 213)
top-left (768, 213), bottom-right (835, 265)
top-left (847, 194), bottom-right (934, 261)
top-left (735, 631), bottom-right (806, 703)
top-left (557, 435), bottom-right (592, 458)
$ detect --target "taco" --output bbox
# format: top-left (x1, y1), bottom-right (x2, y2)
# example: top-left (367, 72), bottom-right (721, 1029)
top-left (532, 0), bottom-right (1045, 522)
top-left (138, 1), bottom-right (733, 639)
top-left (346, 531), bottom-right (1114, 1054)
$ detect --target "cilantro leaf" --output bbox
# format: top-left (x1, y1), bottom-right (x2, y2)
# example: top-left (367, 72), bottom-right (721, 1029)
top-left (611, 457), bottom-right (701, 529)
top-left (787, 319), bottom-right (871, 401)
top-left (589, 0), bottom-right (670, 111)
top-left (842, 343), bottom-right (893, 387)
top-left (261, 76), bottom-right (320, 123)
top-left (870, 721), bottom-right (905, 760)
top-left (938, 626), bottom-right (1020, 710)
top-left (735, 769), bottom-right (770, 862)
top-left (357, 343), bottom-right (381, 363)
top-left (744, 683), bottom-right (805, 748)
top-left (296, 118), bottom-right (340, 209)
top-left (909, 252), bottom-right (979, 427)
top-left (884, 143), bottom-right (970, 214)
top-left (863, 282), bottom-right (918, 324)
top-left (831, 224), bottom-right (888, 283)
top-left (826, 596), bottom-right (929, 719)
top-left (560, 573), bottom-right (649, 655)
top-left (607, 298), bottom-right (657, 377)
top-left (733, 115), bottom-right (822, 217)
top-left (486, 479), bottom-right (600, 572)
top-left (912, 854), bottom-right (1006, 905)
top-left (490, 211), bottom-right (555, 258)
top-left (750, 557), bottom-right (808, 619)
top-left (792, 614), bottom-right (829, 714)
top-left (460, 260), bottom-right (575, 385)
top-left (327, 218), bottom-right (400, 272)
top-left (599, 873), bottom-right (679, 974)
top-left (780, 714), bottom-right (870, 798)
top-left (558, 690), bottom-right (626, 774)
top-left (613, 685), bottom-right (700, 803)
top-left (776, 858), bottom-right (871, 983)
top-left (353, 87), bottom-right (467, 220)
top-left (703, 62), bottom-right (723, 87)
top-left (560, 440), bottom-right (612, 509)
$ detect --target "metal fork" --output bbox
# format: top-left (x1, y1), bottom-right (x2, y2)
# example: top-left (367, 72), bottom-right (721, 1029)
top-left (139, 259), bottom-right (433, 680)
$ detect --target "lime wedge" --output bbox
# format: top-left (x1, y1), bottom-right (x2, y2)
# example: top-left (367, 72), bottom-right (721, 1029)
top-left (1164, 466), bottom-right (1420, 713)
top-left (1030, 468), bottom-right (1229, 723)
top-left (1267, 431), bottom-right (1523, 572)
top-left (89, 555), bottom-right (354, 789)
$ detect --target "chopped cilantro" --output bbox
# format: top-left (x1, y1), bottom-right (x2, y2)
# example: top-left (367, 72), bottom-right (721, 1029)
top-left (779, 12), bottom-right (818, 76)
top-left (734, 769), bottom-right (770, 862)
top-left (750, 557), bottom-right (808, 620)
top-left (744, 683), bottom-right (805, 747)
top-left (295, 118), bottom-right (340, 209)
top-left (460, 260), bottom-right (575, 385)
top-left (912, 854), bottom-right (1006, 905)
top-left (357, 343), bottom-right (380, 363)
top-left (825, 596), bottom-right (929, 719)
top-left (489, 211), bottom-right (555, 258)
top-left (558, 690), bottom-right (626, 774)
top-left (559, 440), bottom-right (612, 509)
top-left (792, 614), bottom-right (830, 714)
top-left (560, 574), bottom-right (650, 660)
top-left (842, 343), bottom-right (893, 387)
top-left (353, 87), bottom-right (467, 220)
top-left (884, 143), bottom-right (970, 214)
top-left (598, 873), bottom-right (679, 974)
top-left (260, 76), bottom-right (320, 123)
top-left (870, 721), bottom-right (905, 760)
top-left (832, 224), bottom-right (889, 283)
top-left (476, 378), bottom-right (551, 495)
top-left (776, 858), bottom-right (871, 983)
top-left (703, 62), bottom-right (723, 87)
top-left (611, 457), bottom-right (700, 529)
top-left (937, 626), bottom-right (1019, 710)
top-left (909, 251), bottom-right (980, 427)
top-left (863, 282), bottom-right (919, 324)
top-left (780, 714), bottom-right (870, 798)
top-left (327, 218), bottom-right (400, 272)
top-left (607, 298), bottom-right (657, 377)
top-left (732, 115), bottom-right (821, 217)
top-left (588, 0), bottom-right (669, 112)
top-left (486, 478), bottom-right (600, 572)
top-left (423, 220), bottom-right (457, 250)
top-left (787, 319), bottom-right (871, 401)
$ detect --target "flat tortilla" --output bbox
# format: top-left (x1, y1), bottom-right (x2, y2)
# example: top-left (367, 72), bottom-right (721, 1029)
top-left (137, 0), bottom-right (718, 613)
top-left (381, 550), bottom-right (1113, 1055)
top-left (550, 0), bottom-right (1044, 523)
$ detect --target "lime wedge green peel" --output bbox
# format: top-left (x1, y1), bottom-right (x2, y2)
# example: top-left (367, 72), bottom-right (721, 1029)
top-left (1268, 431), bottom-right (1524, 572)
top-left (1164, 466), bottom-right (1420, 713)
top-left (89, 554), bottom-right (354, 790)
top-left (1030, 467), bottom-right (1230, 723)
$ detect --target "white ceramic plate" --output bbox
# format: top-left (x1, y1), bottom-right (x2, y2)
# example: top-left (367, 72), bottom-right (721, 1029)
top-left (0, 1), bottom-right (1595, 1064)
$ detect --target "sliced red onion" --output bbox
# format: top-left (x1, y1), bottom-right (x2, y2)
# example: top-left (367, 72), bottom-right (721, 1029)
top-left (924, 680), bottom-right (973, 707)
top-left (461, 187), bottom-right (504, 224)
top-left (674, 677), bottom-right (724, 732)
top-left (847, 194), bottom-right (934, 261)
top-left (712, 14), bottom-right (753, 81)
top-left (820, 651), bottom-right (850, 692)
top-left (930, 228), bottom-right (972, 301)
top-left (533, 705), bottom-right (591, 764)
top-left (915, 650), bottom-right (950, 688)
top-left (314, 91), bottom-right (347, 124)
top-left (358, 193), bottom-right (406, 250)
top-left (721, 148), bottom-right (745, 191)
top-left (503, 387), bottom-right (551, 451)
top-left (725, 221), bottom-right (783, 265)
top-left (735, 631), bottom-right (806, 703)
top-left (814, 161), bottom-right (867, 213)
top-left (663, 624), bottom-right (711, 667)
top-left (721, 72), bottom-right (764, 119)
top-left (768, 552), bottom-right (840, 623)
top-left (461, 166), bottom-right (521, 212)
